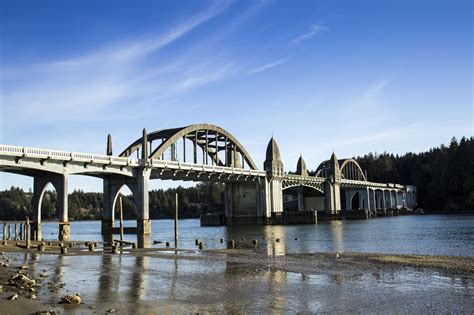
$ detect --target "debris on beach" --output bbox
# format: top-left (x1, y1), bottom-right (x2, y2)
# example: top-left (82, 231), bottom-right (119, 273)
top-left (0, 261), bottom-right (9, 267)
top-left (61, 293), bottom-right (81, 305)
top-left (7, 293), bottom-right (18, 301)
top-left (107, 308), bottom-right (116, 313)
top-left (36, 311), bottom-right (56, 315)
top-left (9, 273), bottom-right (36, 287)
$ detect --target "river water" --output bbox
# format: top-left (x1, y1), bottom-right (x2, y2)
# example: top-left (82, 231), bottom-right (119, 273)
top-left (36, 214), bottom-right (474, 256)
top-left (3, 214), bottom-right (473, 313)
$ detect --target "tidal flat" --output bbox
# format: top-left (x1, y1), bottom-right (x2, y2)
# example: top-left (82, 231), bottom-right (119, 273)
top-left (0, 246), bottom-right (473, 314)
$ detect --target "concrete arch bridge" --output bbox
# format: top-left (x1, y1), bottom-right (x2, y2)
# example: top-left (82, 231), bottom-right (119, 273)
top-left (0, 124), bottom-right (416, 240)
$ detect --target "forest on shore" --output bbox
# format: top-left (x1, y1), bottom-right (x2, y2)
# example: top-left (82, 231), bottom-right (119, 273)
top-left (0, 137), bottom-right (472, 221)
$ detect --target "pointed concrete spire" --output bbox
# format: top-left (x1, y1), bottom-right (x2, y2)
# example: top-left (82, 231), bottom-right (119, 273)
top-left (265, 136), bottom-right (282, 162)
top-left (330, 152), bottom-right (339, 171)
top-left (264, 136), bottom-right (283, 174)
top-left (296, 154), bottom-right (308, 176)
top-left (142, 128), bottom-right (148, 159)
top-left (106, 134), bottom-right (113, 156)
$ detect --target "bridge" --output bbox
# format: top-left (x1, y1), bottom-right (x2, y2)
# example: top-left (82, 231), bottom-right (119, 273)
top-left (0, 124), bottom-right (416, 241)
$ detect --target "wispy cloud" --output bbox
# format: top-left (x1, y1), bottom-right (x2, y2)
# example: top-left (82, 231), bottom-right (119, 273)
top-left (248, 58), bottom-right (288, 75)
top-left (289, 24), bottom-right (329, 47)
top-left (0, 2), bottom-right (233, 130)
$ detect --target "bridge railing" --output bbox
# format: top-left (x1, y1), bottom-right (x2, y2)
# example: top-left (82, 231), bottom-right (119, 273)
top-left (1, 144), bottom-right (265, 177)
top-left (340, 178), bottom-right (407, 190)
top-left (0, 144), bottom-right (139, 166)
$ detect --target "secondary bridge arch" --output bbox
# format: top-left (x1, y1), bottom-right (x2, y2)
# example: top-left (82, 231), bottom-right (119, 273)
top-left (315, 158), bottom-right (367, 181)
top-left (119, 124), bottom-right (258, 170)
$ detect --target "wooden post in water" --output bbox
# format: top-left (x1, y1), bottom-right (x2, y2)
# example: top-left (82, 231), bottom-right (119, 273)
top-left (119, 196), bottom-right (124, 251)
top-left (25, 218), bottom-right (30, 249)
top-left (2, 222), bottom-right (6, 241)
top-left (174, 192), bottom-right (179, 249)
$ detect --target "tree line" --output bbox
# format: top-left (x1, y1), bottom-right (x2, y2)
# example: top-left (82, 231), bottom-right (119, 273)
top-left (0, 182), bottom-right (224, 221)
top-left (355, 137), bottom-right (473, 212)
top-left (0, 136), bottom-right (472, 220)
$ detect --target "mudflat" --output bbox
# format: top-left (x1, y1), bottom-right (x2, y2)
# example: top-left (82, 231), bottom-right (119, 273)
top-left (0, 246), bottom-right (473, 314)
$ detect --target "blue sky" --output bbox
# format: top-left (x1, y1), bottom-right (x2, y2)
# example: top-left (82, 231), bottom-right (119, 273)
top-left (0, 0), bottom-right (472, 192)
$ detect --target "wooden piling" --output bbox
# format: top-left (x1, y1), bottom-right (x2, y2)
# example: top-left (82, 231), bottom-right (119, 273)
top-left (25, 218), bottom-right (30, 249)
top-left (2, 222), bottom-right (6, 241)
top-left (7, 224), bottom-right (11, 240)
top-left (174, 193), bottom-right (179, 249)
top-left (14, 224), bottom-right (18, 241)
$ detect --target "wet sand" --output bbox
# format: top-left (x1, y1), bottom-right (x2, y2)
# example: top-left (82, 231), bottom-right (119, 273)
top-left (0, 245), bottom-right (473, 314)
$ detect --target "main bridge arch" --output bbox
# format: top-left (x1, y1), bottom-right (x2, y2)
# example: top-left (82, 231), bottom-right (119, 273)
top-left (119, 124), bottom-right (257, 170)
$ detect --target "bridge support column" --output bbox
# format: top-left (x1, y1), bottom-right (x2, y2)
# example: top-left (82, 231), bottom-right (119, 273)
top-left (345, 190), bottom-right (351, 210)
top-left (324, 181), bottom-right (341, 214)
top-left (297, 187), bottom-right (304, 211)
top-left (366, 188), bottom-right (371, 212)
top-left (31, 176), bottom-right (47, 242)
top-left (382, 190), bottom-right (386, 211)
top-left (226, 181), bottom-right (264, 226)
top-left (56, 175), bottom-right (69, 241)
top-left (135, 169), bottom-right (151, 235)
top-left (373, 190), bottom-right (377, 211)
top-left (102, 178), bottom-right (118, 234)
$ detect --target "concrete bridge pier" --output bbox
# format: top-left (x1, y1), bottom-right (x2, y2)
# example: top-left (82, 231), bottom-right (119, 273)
top-left (297, 187), bottom-right (305, 211)
top-left (31, 173), bottom-right (69, 241)
top-left (134, 168), bottom-right (151, 235)
top-left (225, 180), bottom-right (265, 225)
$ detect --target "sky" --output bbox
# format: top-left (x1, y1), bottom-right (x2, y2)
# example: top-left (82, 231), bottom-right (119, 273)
top-left (0, 0), bottom-right (472, 192)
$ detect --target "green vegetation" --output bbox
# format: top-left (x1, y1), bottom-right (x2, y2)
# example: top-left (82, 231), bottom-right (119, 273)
top-left (355, 137), bottom-right (473, 212)
top-left (0, 137), bottom-right (472, 220)
top-left (0, 182), bottom-right (224, 221)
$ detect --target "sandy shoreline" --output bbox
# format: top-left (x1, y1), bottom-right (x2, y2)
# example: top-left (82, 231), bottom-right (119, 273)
top-left (1, 245), bottom-right (473, 314)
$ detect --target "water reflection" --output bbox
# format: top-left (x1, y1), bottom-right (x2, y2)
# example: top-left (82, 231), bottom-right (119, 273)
top-left (264, 226), bottom-right (286, 256)
top-left (329, 221), bottom-right (344, 253)
top-left (128, 255), bottom-right (148, 301)
top-left (3, 249), bottom-right (473, 314)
